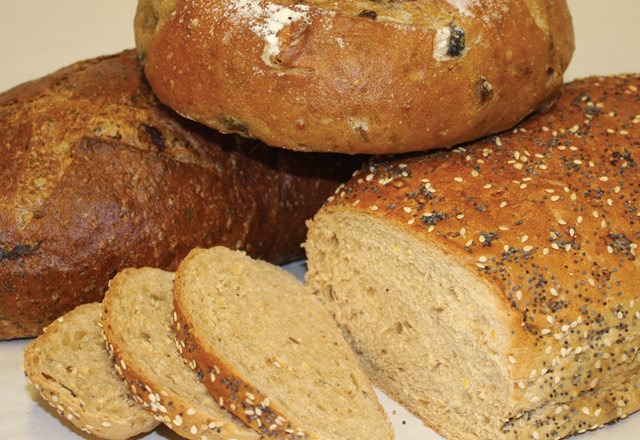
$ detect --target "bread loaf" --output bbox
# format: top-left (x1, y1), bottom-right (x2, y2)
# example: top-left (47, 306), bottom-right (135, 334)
top-left (0, 50), bottom-right (360, 340)
top-left (101, 267), bottom-right (259, 440)
top-left (135, 0), bottom-right (574, 154)
top-left (23, 303), bottom-right (159, 440)
top-left (305, 74), bottom-right (640, 439)
top-left (173, 246), bottom-right (394, 440)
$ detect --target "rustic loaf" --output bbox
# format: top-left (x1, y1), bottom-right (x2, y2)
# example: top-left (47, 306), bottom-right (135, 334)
top-left (305, 74), bottom-right (640, 440)
top-left (0, 49), bottom-right (360, 340)
top-left (101, 267), bottom-right (259, 440)
top-left (135, 0), bottom-right (574, 154)
top-left (23, 303), bottom-right (159, 440)
top-left (173, 246), bottom-right (394, 440)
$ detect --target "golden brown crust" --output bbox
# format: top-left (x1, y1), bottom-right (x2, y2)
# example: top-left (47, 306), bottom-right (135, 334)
top-left (311, 74), bottom-right (640, 436)
top-left (135, 0), bottom-right (574, 154)
top-left (0, 50), bottom-right (361, 340)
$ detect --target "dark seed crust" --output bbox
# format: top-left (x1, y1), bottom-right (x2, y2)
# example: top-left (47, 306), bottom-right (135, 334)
top-left (171, 284), bottom-right (310, 440)
top-left (308, 74), bottom-right (640, 440)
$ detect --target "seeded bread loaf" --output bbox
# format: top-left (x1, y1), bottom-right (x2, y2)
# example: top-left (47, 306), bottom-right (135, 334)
top-left (135, 0), bottom-right (574, 154)
top-left (101, 267), bottom-right (259, 440)
top-left (23, 303), bottom-right (159, 440)
top-left (0, 49), bottom-right (360, 340)
top-left (173, 246), bottom-right (394, 440)
top-left (305, 74), bottom-right (640, 440)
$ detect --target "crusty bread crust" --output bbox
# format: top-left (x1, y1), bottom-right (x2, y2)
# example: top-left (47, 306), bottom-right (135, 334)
top-left (135, 0), bottom-right (574, 154)
top-left (305, 74), bottom-right (640, 439)
top-left (0, 50), bottom-right (360, 340)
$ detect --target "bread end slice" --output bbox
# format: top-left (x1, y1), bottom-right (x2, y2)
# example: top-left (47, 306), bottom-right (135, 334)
top-left (23, 303), bottom-right (159, 440)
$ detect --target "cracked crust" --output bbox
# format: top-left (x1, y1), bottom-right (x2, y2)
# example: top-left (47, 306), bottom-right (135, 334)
top-left (135, 0), bottom-right (574, 154)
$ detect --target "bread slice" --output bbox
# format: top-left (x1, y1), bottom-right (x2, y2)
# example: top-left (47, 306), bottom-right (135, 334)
top-left (22, 303), bottom-right (159, 440)
top-left (101, 267), bottom-right (260, 440)
top-left (173, 246), bottom-right (394, 440)
top-left (304, 74), bottom-right (640, 440)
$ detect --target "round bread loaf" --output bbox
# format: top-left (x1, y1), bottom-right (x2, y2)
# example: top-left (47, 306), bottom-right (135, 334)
top-left (135, 0), bottom-right (574, 154)
top-left (305, 74), bottom-right (640, 439)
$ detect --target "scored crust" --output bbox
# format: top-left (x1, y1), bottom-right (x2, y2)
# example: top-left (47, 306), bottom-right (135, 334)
top-left (305, 74), bottom-right (640, 439)
top-left (135, 0), bottom-right (574, 154)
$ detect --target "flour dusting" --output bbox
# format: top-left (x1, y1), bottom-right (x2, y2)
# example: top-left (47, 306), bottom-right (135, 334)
top-left (225, 0), bottom-right (310, 60)
top-left (443, 0), bottom-right (480, 17)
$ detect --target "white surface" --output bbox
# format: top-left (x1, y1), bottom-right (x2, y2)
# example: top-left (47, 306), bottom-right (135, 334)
top-left (1, 1), bottom-right (639, 439)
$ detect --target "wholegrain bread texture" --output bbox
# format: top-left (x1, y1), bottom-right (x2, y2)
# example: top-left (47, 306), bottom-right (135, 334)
top-left (0, 49), bottom-right (360, 340)
top-left (173, 246), bottom-right (394, 440)
top-left (135, 0), bottom-right (574, 154)
top-left (101, 267), bottom-right (259, 440)
top-left (23, 303), bottom-right (159, 440)
top-left (305, 74), bottom-right (640, 439)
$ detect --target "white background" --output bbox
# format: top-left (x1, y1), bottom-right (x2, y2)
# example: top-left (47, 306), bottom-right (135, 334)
top-left (1, 1), bottom-right (639, 439)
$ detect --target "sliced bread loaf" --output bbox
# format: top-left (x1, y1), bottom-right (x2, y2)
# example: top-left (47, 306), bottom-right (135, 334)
top-left (304, 74), bottom-right (640, 440)
top-left (23, 303), bottom-right (159, 440)
top-left (101, 267), bottom-right (259, 440)
top-left (173, 246), bottom-right (394, 440)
